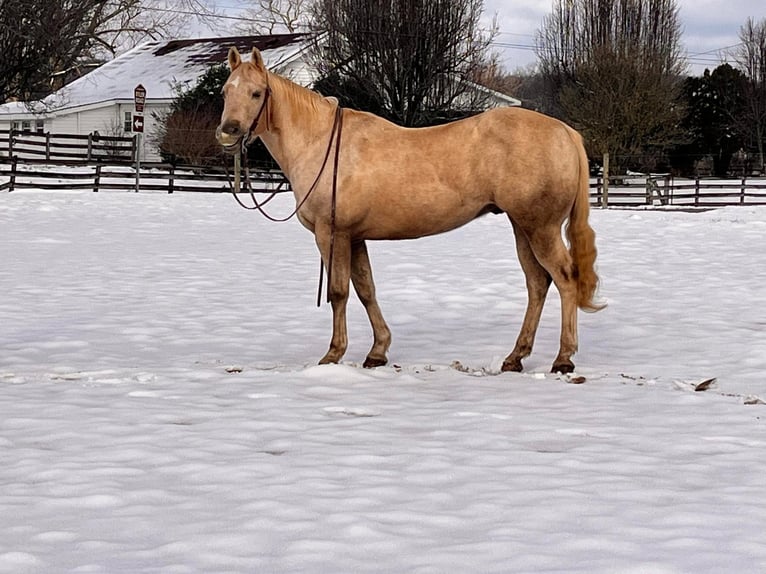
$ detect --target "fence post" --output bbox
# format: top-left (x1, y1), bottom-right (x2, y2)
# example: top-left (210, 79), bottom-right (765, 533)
top-left (9, 156), bottom-right (17, 192)
top-left (602, 153), bottom-right (610, 208)
top-left (741, 176), bottom-right (746, 205)
top-left (45, 132), bottom-right (51, 161)
top-left (134, 134), bottom-right (141, 193)
top-left (694, 177), bottom-right (700, 207)
top-left (664, 175), bottom-right (672, 205)
top-left (93, 164), bottom-right (101, 193)
top-left (8, 128), bottom-right (14, 157)
top-left (168, 164), bottom-right (175, 194)
top-left (595, 177), bottom-right (602, 207)
top-left (645, 178), bottom-right (653, 205)
top-left (87, 134), bottom-right (93, 161)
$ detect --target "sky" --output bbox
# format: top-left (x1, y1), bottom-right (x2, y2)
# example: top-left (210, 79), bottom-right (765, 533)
top-left (204, 0), bottom-right (764, 76)
top-left (485, 0), bottom-right (764, 74)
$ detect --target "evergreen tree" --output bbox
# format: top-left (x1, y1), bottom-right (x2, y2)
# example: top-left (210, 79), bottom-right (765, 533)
top-left (156, 64), bottom-right (275, 168)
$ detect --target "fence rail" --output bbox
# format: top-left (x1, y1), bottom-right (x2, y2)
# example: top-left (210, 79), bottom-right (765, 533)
top-left (3, 156), bottom-right (766, 207)
top-left (0, 157), bottom-right (289, 194)
top-left (1, 129), bottom-right (136, 163)
top-left (590, 175), bottom-right (766, 207)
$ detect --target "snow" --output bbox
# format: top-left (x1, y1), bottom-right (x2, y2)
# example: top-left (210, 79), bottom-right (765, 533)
top-left (1, 190), bottom-right (765, 573)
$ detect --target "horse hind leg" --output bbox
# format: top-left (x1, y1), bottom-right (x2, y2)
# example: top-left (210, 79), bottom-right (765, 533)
top-left (524, 224), bottom-right (580, 374)
top-left (350, 240), bottom-right (391, 368)
top-left (502, 221), bottom-right (552, 372)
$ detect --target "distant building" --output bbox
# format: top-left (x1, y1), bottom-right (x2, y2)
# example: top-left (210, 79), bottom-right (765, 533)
top-left (0, 34), bottom-right (314, 161)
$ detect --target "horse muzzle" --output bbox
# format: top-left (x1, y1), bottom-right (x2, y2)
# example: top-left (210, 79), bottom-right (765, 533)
top-left (216, 124), bottom-right (243, 154)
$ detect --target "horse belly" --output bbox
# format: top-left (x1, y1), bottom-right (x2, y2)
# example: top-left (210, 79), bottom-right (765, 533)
top-left (356, 192), bottom-right (489, 240)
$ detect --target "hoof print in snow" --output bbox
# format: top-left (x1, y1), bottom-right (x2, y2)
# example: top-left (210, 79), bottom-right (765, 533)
top-left (260, 450), bottom-right (287, 456)
top-left (449, 361), bottom-right (489, 377)
top-left (323, 406), bottom-right (379, 418)
top-left (450, 360), bottom-right (470, 373)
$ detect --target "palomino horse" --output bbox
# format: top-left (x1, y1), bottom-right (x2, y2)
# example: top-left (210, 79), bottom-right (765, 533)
top-left (217, 47), bottom-right (603, 374)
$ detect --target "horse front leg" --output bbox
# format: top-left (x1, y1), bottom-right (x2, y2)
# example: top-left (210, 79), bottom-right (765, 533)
top-left (316, 228), bottom-right (352, 365)
top-left (350, 240), bottom-right (391, 368)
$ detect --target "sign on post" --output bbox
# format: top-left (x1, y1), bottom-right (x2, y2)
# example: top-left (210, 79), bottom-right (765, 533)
top-left (133, 84), bottom-right (146, 192)
top-left (134, 84), bottom-right (146, 112)
top-left (133, 84), bottom-right (145, 133)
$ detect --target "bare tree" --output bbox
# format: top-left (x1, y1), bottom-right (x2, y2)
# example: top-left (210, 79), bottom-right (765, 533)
top-left (732, 17), bottom-right (766, 172)
top-left (0, 0), bottom-right (212, 103)
top-left (310, 0), bottom-right (498, 127)
top-left (235, 0), bottom-right (313, 34)
top-left (536, 0), bottom-right (686, 176)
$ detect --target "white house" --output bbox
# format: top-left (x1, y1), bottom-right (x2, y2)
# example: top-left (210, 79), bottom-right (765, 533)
top-left (1, 33), bottom-right (520, 162)
top-left (0, 34), bottom-right (316, 161)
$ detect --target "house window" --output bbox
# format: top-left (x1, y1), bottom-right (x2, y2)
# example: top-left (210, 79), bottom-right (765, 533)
top-left (12, 120), bottom-right (32, 133)
top-left (35, 120), bottom-right (44, 134)
top-left (124, 111), bottom-right (132, 133)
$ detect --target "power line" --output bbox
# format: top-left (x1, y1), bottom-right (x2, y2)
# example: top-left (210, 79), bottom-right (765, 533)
top-left (99, 3), bottom-right (755, 73)
top-left (687, 43), bottom-right (743, 57)
top-left (128, 4), bottom-right (278, 24)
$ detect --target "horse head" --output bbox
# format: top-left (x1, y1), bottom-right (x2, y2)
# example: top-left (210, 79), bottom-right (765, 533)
top-left (216, 47), bottom-right (271, 152)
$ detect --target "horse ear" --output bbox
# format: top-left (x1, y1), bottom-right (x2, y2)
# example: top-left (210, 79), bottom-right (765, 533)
top-left (250, 47), bottom-right (266, 72)
top-left (228, 46), bottom-right (242, 71)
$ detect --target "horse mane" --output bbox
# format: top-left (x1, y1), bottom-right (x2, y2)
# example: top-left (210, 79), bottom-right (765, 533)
top-left (267, 71), bottom-right (332, 123)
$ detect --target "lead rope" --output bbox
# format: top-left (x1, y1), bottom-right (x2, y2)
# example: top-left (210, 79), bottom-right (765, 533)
top-left (227, 105), bottom-right (345, 306)
top-left (323, 104), bottom-right (344, 305)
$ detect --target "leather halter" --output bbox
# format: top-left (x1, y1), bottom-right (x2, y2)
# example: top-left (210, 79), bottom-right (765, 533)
top-left (246, 86), bottom-right (270, 143)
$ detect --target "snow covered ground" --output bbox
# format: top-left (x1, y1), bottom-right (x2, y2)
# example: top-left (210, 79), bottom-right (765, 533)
top-left (1, 190), bottom-right (765, 573)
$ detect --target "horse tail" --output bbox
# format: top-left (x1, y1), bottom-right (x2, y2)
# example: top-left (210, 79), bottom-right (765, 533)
top-left (566, 130), bottom-right (605, 312)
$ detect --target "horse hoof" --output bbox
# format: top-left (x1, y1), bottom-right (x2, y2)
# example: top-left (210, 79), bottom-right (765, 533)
top-left (501, 358), bottom-right (523, 372)
top-left (551, 361), bottom-right (575, 374)
top-left (363, 356), bottom-right (387, 369)
top-left (318, 355), bottom-right (340, 365)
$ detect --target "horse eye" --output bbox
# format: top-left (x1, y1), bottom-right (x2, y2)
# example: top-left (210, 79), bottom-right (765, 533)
top-left (252, 90), bottom-right (261, 99)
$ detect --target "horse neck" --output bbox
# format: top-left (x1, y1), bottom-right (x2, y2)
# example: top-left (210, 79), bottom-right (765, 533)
top-left (260, 74), bottom-right (337, 187)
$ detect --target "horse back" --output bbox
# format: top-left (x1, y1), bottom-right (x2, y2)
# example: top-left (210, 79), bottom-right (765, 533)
top-left (336, 107), bottom-right (583, 239)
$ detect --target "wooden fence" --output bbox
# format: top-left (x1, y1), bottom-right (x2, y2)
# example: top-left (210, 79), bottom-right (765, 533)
top-left (0, 129), bottom-right (136, 163)
top-left (591, 175), bottom-right (766, 207)
top-left (0, 157), bottom-right (289, 194)
top-left (3, 156), bottom-right (766, 207)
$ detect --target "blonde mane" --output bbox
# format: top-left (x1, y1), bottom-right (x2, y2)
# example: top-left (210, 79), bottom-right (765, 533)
top-left (267, 71), bottom-right (332, 121)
